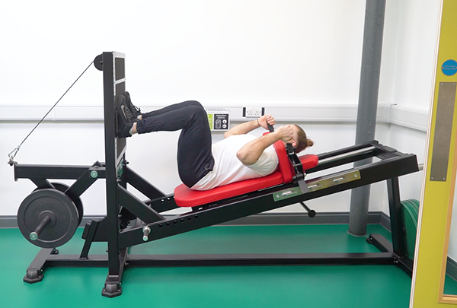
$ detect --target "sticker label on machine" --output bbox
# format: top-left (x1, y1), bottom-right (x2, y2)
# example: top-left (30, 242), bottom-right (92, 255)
top-left (205, 108), bottom-right (230, 131)
top-left (273, 170), bottom-right (361, 201)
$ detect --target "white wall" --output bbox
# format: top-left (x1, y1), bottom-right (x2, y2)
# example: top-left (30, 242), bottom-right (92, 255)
top-left (1, 0), bottom-right (366, 108)
top-left (374, 0), bottom-right (441, 213)
top-left (385, 0), bottom-right (442, 109)
top-left (0, 0), bottom-right (442, 221)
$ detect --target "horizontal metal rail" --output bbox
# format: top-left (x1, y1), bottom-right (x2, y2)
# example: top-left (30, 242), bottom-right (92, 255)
top-left (41, 252), bottom-right (396, 267)
top-left (317, 146), bottom-right (376, 166)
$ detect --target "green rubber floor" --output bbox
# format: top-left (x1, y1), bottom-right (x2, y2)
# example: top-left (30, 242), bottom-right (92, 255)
top-left (2, 224), bottom-right (457, 308)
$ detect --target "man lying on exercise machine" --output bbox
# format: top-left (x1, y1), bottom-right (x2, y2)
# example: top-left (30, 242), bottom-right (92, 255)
top-left (116, 92), bottom-right (314, 191)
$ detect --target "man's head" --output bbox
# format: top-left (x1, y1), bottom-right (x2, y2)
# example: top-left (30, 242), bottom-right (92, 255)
top-left (291, 125), bottom-right (313, 154)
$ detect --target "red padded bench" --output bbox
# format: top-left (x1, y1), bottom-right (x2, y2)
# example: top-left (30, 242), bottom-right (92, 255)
top-left (174, 140), bottom-right (319, 207)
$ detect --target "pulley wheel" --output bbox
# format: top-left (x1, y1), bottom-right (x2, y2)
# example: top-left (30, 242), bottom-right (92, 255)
top-left (94, 54), bottom-right (103, 71)
top-left (34, 182), bottom-right (84, 225)
top-left (17, 189), bottom-right (79, 248)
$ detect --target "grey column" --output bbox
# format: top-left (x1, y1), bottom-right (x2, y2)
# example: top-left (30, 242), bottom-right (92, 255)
top-left (348, 0), bottom-right (386, 236)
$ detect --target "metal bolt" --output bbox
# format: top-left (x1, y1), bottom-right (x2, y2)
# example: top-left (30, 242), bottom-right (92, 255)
top-left (142, 226), bottom-right (150, 241)
top-left (30, 232), bottom-right (38, 241)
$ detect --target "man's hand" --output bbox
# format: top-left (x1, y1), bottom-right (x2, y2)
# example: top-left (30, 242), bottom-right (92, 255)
top-left (258, 115), bottom-right (275, 130)
top-left (275, 125), bottom-right (296, 147)
top-left (224, 114), bottom-right (276, 138)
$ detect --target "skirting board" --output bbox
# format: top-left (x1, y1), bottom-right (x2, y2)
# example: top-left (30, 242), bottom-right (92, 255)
top-left (447, 258), bottom-right (457, 283)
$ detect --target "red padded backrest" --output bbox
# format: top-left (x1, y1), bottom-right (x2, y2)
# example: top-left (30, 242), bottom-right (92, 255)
top-left (272, 140), bottom-right (293, 183)
top-left (269, 133), bottom-right (319, 181)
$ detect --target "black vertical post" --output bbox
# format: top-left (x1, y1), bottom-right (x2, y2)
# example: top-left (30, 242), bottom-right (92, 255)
top-left (103, 51), bottom-right (120, 276)
top-left (386, 177), bottom-right (405, 256)
top-left (101, 52), bottom-right (126, 297)
top-left (348, 0), bottom-right (386, 236)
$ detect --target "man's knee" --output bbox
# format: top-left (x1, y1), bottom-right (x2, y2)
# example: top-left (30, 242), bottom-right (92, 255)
top-left (185, 106), bottom-right (209, 129)
top-left (189, 105), bottom-right (207, 120)
top-left (185, 100), bottom-right (203, 109)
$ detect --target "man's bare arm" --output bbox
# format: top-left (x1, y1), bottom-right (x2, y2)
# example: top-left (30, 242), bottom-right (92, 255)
top-left (236, 125), bottom-right (295, 165)
top-left (224, 115), bottom-right (275, 138)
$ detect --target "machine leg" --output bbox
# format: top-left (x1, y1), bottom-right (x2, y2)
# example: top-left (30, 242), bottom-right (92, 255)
top-left (23, 248), bottom-right (54, 283)
top-left (366, 233), bottom-right (392, 252)
top-left (102, 282), bottom-right (122, 298)
top-left (367, 233), bottom-right (413, 276)
top-left (386, 177), bottom-right (406, 256)
top-left (101, 248), bottom-right (128, 298)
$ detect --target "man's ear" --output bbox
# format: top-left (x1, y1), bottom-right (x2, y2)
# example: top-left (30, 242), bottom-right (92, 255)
top-left (292, 141), bottom-right (297, 148)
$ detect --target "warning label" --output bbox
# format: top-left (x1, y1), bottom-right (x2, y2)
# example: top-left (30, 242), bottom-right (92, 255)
top-left (205, 108), bottom-right (230, 131)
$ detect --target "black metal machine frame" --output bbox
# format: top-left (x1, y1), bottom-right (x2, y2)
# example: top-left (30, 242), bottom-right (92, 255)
top-left (13, 52), bottom-right (419, 297)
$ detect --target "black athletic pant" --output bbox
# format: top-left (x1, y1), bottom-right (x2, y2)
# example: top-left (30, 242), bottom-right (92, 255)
top-left (136, 100), bottom-right (214, 188)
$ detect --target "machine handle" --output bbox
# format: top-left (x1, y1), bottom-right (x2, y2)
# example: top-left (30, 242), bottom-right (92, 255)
top-left (300, 202), bottom-right (316, 218)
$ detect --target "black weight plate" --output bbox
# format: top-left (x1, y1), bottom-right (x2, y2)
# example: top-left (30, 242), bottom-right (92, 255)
top-left (34, 182), bottom-right (84, 225)
top-left (51, 183), bottom-right (83, 225)
top-left (17, 189), bottom-right (79, 248)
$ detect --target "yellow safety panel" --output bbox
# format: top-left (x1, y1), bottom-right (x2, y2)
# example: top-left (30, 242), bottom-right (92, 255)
top-left (412, 0), bottom-right (457, 307)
